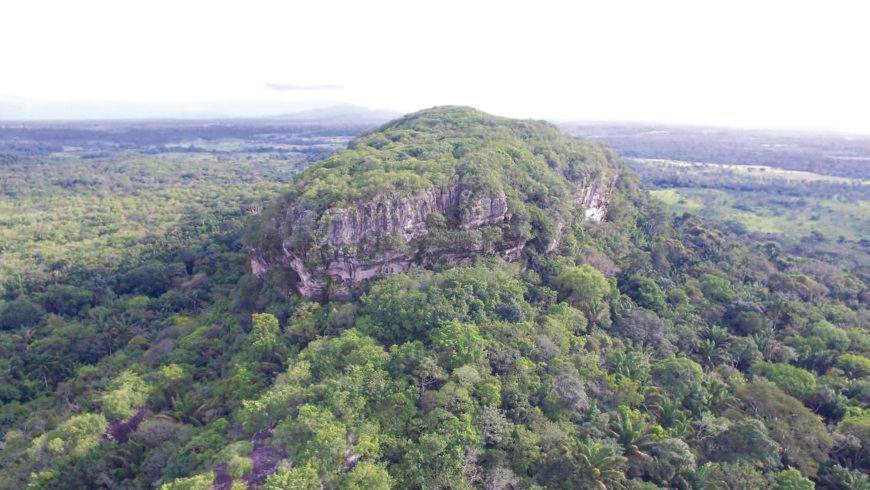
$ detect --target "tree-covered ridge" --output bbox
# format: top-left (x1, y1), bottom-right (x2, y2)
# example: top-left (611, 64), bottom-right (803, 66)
top-left (282, 106), bottom-right (621, 212)
top-left (5, 110), bottom-right (870, 489)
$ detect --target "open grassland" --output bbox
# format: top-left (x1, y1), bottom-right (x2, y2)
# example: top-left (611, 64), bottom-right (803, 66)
top-left (650, 188), bottom-right (870, 240)
top-left (634, 158), bottom-right (867, 185)
top-left (635, 159), bottom-right (870, 241)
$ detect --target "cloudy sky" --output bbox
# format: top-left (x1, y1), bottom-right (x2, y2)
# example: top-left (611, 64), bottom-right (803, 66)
top-left (2, 0), bottom-right (867, 132)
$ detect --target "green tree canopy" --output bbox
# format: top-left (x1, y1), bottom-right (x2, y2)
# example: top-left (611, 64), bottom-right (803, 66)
top-left (552, 264), bottom-right (610, 306)
top-left (735, 380), bottom-right (832, 476)
top-left (624, 274), bottom-right (666, 310)
top-left (749, 362), bottom-right (816, 397)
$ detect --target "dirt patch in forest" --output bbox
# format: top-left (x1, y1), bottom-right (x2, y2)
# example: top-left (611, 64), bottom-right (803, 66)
top-left (211, 462), bottom-right (232, 490)
top-left (209, 428), bottom-right (290, 490)
top-left (244, 428), bottom-right (289, 489)
top-left (105, 407), bottom-right (147, 443)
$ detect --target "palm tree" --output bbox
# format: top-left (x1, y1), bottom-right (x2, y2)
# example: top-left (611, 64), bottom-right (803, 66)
top-left (697, 326), bottom-right (731, 367)
top-left (610, 295), bottom-right (634, 318)
top-left (750, 327), bottom-right (776, 359)
top-left (646, 395), bottom-right (691, 438)
top-left (691, 462), bottom-right (723, 490)
top-left (609, 352), bottom-right (641, 381)
top-left (817, 465), bottom-right (870, 490)
top-left (581, 299), bottom-right (610, 330)
top-left (609, 346), bottom-right (651, 383)
top-left (697, 339), bottom-right (718, 369)
top-left (700, 378), bottom-right (733, 416)
top-left (703, 325), bottom-right (730, 347)
top-left (163, 393), bottom-right (206, 426)
top-left (577, 438), bottom-right (627, 490)
top-left (11, 327), bottom-right (36, 350)
top-left (607, 413), bottom-right (657, 460)
top-left (26, 354), bottom-right (69, 391)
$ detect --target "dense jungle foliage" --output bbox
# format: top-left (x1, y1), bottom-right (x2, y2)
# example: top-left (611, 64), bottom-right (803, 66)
top-left (2, 108), bottom-right (870, 489)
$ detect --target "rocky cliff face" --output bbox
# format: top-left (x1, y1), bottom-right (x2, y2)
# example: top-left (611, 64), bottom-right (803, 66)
top-left (576, 174), bottom-right (620, 222)
top-left (253, 185), bottom-right (508, 299)
top-left (250, 106), bottom-right (628, 300)
top-left (306, 185), bottom-right (507, 249)
top-left (251, 177), bottom-right (616, 300)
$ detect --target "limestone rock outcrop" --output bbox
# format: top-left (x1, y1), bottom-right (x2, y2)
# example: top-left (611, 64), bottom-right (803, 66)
top-left (252, 177), bottom-right (616, 300)
top-left (252, 185), bottom-right (514, 299)
top-left (249, 106), bottom-right (626, 300)
top-left (576, 174), bottom-right (620, 222)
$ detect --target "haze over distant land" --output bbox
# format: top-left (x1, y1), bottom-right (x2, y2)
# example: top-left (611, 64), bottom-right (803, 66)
top-left (2, 1), bottom-right (867, 133)
top-left (2, 95), bottom-right (866, 137)
top-left (0, 95), bottom-right (403, 122)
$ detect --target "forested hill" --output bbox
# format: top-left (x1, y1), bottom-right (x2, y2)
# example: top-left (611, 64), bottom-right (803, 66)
top-left (2, 107), bottom-right (870, 489)
top-left (251, 106), bottom-right (628, 300)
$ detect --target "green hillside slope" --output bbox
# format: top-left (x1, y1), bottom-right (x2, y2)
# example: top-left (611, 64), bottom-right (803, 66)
top-left (1, 108), bottom-right (869, 489)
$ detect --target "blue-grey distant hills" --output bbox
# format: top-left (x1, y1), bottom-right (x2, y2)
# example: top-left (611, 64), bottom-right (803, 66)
top-left (267, 104), bottom-right (402, 123)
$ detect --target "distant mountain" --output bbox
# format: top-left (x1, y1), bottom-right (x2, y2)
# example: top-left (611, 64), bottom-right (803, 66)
top-left (270, 104), bottom-right (402, 123)
top-left (0, 95), bottom-right (398, 122)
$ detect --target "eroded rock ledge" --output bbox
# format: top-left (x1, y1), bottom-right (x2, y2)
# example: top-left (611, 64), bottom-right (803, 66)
top-left (252, 177), bottom-right (616, 300)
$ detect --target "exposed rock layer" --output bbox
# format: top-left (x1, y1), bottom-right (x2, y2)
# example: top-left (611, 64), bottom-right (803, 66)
top-left (252, 179), bottom-right (615, 300)
top-left (577, 174), bottom-right (620, 222)
top-left (251, 106), bottom-right (626, 300)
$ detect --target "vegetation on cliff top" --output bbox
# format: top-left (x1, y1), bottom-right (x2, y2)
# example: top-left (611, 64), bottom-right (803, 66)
top-left (259, 106), bottom-right (629, 264)
top-left (277, 106), bottom-right (622, 211)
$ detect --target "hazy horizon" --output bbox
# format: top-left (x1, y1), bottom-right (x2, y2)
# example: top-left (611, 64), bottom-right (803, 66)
top-left (2, 97), bottom-right (864, 137)
top-left (3, 1), bottom-right (867, 133)
top-left (0, 95), bottom-right (400, 122)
